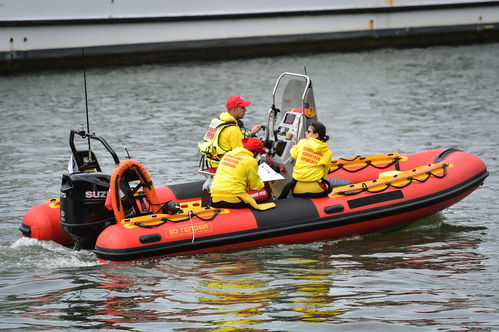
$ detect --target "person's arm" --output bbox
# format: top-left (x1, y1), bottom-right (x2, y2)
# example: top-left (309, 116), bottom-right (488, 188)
top-left (219, 126), bottom-right (244, 151)
top-left (322, 150), bottom-right (333, 178)
top-left (250, 124), bottom-right (263, 136)
top-left (246, 159), bottom-right (264, 191)
top-left (290, 139), bottom-right (303, 160)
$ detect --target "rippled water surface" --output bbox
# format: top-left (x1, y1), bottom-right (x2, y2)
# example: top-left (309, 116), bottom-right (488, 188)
top-left (1, 43), bottom-right (498, 331)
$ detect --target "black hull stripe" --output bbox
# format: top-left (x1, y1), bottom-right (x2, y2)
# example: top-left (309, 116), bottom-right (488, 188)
top-left (19, 223), bottom-right (31, 237)
top-left (94, 170), bottom-right (488, 261)
top-left (347, 190), bottom-right (405, 209)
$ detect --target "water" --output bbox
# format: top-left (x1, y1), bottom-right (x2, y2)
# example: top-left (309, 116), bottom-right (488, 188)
top-left (1, 43), bottom-right (498, 331)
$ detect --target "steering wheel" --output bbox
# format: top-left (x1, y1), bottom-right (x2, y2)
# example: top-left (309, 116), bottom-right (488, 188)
top-left (259, 124), bottom-right (271, 149)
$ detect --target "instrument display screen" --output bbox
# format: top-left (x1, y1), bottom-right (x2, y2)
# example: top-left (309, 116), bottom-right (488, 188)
top-left (283, 113), bottom-right (296, 125)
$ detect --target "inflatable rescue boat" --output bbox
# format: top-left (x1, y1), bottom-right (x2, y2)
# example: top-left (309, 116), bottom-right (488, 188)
top-left (20, 73), bottom-right (488, 263)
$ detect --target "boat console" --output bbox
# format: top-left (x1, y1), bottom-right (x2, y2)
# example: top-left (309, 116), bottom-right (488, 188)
top-left (261, 72), bottom-right (318, 197)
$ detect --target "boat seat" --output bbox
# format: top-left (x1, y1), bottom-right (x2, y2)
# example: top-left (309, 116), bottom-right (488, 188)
top-left (278, 178), bottom-right (352, 199)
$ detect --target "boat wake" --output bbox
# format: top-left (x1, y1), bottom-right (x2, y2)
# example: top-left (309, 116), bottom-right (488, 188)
top-left (400, 214), bottom-right (445, 232)
top-left (7, 237), bottom-right (100, 269)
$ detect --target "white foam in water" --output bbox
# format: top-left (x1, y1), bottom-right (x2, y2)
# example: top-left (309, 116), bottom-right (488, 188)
top-left (10, 237), bottom-right (101, 269)
top-left (12, 237), bottom-right (67, 252)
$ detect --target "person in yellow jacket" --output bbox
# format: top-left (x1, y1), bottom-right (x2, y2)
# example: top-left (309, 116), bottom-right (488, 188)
top-left (199, 96), bottom-right (262, 171)
top-left (289, 121), bottom-right (333, 198)
top-left (211, 137), bottom-right (275, 210)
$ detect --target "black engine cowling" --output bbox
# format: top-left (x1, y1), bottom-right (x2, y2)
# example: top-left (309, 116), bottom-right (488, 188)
top-left (60, 172), bottom-right (115, 250)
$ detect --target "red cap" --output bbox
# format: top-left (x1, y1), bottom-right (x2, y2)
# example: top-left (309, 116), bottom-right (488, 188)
top-left (242, 137), bottom-right (266, 155)
top-left (226, 96), bottom-right (252, 110)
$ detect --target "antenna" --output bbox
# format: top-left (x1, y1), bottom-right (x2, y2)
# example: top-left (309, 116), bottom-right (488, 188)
top-left (82, 48), bottom-right (92, 159)
top-left (124, 146), bottom-right (131, 159)
top-left (304, 66), bottom-right (308, 75)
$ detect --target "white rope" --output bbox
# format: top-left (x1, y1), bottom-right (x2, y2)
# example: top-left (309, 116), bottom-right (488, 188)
top-left (188, 210), bottom-right (195, 243)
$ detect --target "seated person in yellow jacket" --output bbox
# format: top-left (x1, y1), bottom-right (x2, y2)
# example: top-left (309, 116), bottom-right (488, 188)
top-left (198, 96), bottom-right (262, 172)
top-left (210, 137), bottom-right (276, 210)
top-left (289, 121), bottom-right (333, 198)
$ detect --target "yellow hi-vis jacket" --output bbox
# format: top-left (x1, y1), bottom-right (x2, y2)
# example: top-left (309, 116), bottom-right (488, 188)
top-left (290, 138), bottom-right (332, 182)
top-left (198, 112), bottom-right (252, 169)
top-left (218, 112), bottom-right (250, 152)
top-left (211, 147), bottom-right (264, 198)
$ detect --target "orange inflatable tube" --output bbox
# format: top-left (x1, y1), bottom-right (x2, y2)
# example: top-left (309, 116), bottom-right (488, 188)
top-left (109, 159), bottom-right (160, 222)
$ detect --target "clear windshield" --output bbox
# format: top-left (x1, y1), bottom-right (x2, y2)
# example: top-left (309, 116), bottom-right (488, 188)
top-left (276, 77), bottom-right (316, 122)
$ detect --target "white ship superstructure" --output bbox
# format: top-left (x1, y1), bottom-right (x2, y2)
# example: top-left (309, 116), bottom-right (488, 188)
top-left (1, 0), bottom-right (499, 72)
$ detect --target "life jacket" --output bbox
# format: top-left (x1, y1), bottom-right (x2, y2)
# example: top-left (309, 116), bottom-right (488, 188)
top-left (198, 114), bottom-right (252, 169)
top-left (198, 118), bottom-right (237, 168)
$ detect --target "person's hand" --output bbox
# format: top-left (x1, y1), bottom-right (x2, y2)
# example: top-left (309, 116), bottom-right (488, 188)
top-left (250, 124), bottom-right (262, 135)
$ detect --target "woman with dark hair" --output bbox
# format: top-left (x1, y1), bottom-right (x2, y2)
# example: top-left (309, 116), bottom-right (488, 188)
top-left (287, 121), bottom-right (333, 198)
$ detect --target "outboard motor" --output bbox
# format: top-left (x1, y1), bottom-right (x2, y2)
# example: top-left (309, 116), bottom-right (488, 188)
top-left (60, 172), bottom-right (114, 249)
top-left (60, 129), bottom-right (120, 250)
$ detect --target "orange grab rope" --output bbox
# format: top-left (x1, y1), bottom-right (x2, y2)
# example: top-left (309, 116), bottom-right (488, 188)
top-left (109, 159), bottom-right (160, 222)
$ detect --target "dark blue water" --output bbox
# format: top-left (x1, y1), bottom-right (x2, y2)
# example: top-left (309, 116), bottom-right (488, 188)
top-left (0, 43), bottom-right (498, 331)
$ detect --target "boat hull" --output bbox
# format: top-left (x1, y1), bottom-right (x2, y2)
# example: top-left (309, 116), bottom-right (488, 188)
top-left (92, 148), bottom-right (487, 262)
top-left (20, 198), bottom-right (73, 246)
